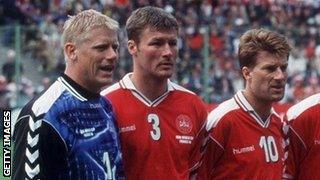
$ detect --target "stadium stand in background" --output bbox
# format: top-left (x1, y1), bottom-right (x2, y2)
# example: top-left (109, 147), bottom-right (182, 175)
top-left (1, 0), bottom-right (320, 111)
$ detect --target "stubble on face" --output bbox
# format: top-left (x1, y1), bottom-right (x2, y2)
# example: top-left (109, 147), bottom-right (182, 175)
top-left (245, 51), bottom-right (288, 103)
top-left (73, 28), bottom-right (119, 92)
top-left (133, 28), bottom-right (178, 80)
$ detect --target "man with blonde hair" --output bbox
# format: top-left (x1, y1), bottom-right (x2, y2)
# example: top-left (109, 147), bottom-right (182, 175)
top-left (199, 28), bottom-right (291, 179)
top-left (13, 9), bottom-right (124, 179)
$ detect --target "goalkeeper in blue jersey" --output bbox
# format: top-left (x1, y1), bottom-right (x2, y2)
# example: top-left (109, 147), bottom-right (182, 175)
top-left (12, 9), bottom-right (124, 179)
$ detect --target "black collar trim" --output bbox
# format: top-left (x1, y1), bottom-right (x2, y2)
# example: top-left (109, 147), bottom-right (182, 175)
top-left (61, 74), bottom-right (100, 99)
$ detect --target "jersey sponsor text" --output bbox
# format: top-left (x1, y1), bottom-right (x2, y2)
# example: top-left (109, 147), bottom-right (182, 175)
top-left (233, 145), bottom-right (255, 155)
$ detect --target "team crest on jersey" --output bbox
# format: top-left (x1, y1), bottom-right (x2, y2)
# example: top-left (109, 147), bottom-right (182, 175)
top-left (175, 114), bottom-right (193, 134)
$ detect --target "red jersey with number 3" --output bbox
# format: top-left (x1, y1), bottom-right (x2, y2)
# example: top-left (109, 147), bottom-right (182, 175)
top-left (199, 91), bottom-right (285, 180)
top-left (283, 93), bottom-right (320, 180)
top-left (101, 73), bottom-right (208, 180)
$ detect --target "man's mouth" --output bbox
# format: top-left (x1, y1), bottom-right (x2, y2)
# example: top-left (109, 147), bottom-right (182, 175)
top-left (100, 65), bottom-right (114, 72)
top-left (271, 85), bottom-right (285, 92)
top-left (99, 65), bottom-right (114, 76)
top-left (159, 61), bottom-right (174, 68)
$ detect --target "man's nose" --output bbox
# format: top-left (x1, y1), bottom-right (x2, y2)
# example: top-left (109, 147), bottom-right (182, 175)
top-left (274, 67), bottom-right (287, 80)
top-left (162, 43), bottom-right (174, 57)
top-left (106, 48), bottom-right (118, 61)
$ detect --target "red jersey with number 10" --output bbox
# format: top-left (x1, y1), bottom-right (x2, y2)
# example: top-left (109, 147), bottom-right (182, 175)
top-left (199, 91), bottom-right (285, 180)
top-left (101, 74), bottom-right (208, 180)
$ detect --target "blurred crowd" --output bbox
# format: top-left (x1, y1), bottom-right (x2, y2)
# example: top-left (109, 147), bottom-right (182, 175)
top-left (1, 0), bottom-right (320, 110)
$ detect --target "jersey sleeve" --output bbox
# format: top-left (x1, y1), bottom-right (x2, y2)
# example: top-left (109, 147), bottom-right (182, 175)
top-left (283, 115), bottom-right (308, 179)
top-left (196, 114), bottom-right (230, 179)
top-left (189, 97), bottom-right (209, 177)
top-left (13, 110), bottom-right (66, 179)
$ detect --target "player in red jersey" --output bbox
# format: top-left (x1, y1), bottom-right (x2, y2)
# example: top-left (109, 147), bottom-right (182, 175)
top-left (198, 29), bottom-right (292, 179)
top-left (283, 93), bottom-right (320, 180)
top-left (101, 6), bottom-right (208, 180)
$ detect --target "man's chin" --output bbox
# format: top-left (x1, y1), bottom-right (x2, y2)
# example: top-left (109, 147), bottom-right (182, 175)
top-left (157, 71), bottom-right (173, 79)
top-left (97, 79), bottom-right (113, 88)
top-left (271, 95), bottom-right (284, 102)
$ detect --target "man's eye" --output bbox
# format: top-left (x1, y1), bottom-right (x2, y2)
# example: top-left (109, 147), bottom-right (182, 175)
top-left (150, 41), bottom-right (162, 46)
top-left (266, 66), bottom-right (276, 72)
top-left (281, 65), bottom-right (288, 72)
top-left (169, 41), bottom-right (177, 46)
top-left (112, 45), bottom-right (119, 51)
top-left (95, 45), bottom-right (106, 51)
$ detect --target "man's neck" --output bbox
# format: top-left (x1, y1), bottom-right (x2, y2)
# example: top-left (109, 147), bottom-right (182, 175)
top-left (130, 73), bottom-right (168, 102)
top-left (64, 69), bottom-right (100, 94)
top-left (242, 91), bottom-right (272, 122)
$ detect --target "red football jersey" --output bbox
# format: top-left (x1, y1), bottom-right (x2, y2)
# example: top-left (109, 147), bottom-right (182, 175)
top-left (283, 93), bottom-right (320, 180)
top-left (199, 91), bottom-right (285, 180)
top-left (101, 74), bottom-right (208, 180)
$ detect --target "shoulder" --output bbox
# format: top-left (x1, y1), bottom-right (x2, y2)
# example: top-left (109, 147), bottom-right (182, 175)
top-left (100, 82), bottom-right (126, 106)
top-left (170, 82), bottom-right (207, 111)
top-left (16, 80), bottom-right (64, 124)
top-left (32, 80), bottom-right (66, 116)
top-left (206, 97), bottom-right (239, 131)
top-left (101, 82), bottom-right (121, 96)
top-left (170, 82), bottom-right (202, 102)
top-left (170, 82), bottom-right (196, 95)
top-left (286, 93), bottom-right (320, 122)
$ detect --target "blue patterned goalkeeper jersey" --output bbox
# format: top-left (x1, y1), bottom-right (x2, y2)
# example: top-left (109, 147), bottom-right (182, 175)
top-left (13, 74), bottom-right (124, 180)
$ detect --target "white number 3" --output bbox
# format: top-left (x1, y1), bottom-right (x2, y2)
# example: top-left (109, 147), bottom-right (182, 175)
top-left (147, 114), bottom-right (161, 140)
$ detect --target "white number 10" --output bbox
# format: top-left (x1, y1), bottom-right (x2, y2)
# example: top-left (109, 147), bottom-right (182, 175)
top-left (147, 114), bottom-right (161, 141)
top-left (259, 136), bottom-right (279, 163)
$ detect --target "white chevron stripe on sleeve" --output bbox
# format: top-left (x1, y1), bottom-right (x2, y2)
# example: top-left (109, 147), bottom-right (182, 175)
top-left (25, 163), bottom-right (40, 179)
top-left (27, 132), bottom-right (39, 148)
top-left (26, 149), bottom-right (39, 164)
top-left (283, 124), bottom-right (289, 134)
top-left (28, 116), bottom-right (42, 132)
top-left (284, 151), bottom-right (288, 159)
top-left (285, 139), bottom-right (290, 146)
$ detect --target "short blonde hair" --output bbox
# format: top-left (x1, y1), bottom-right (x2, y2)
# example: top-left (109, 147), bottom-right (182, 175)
top-left (62, 9), bottom-right (119, 46)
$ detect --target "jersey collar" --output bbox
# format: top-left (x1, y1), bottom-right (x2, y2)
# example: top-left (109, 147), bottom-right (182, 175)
top-left (120, 73), bottom-right (174, 91)
top-left (59, 74), bottom-right (100, 100)
top-left (119, 73), bottom-right (174, 107)
top-left (234, 90), bottom-right (279, 128)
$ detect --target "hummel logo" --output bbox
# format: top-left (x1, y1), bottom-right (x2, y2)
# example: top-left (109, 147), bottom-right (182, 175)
top-left (120, 125), bottom-right (136, 133)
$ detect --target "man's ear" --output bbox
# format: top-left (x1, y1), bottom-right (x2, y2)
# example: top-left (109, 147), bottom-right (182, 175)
top-left (127, 40), bottom-right (137, 56)
top-left (64, 43), bottom-right (77, 62)
top-left (241, 66), bottom-right (252, 81)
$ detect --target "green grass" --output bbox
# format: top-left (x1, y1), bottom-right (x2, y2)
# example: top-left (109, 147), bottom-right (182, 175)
top-left (0, 139), bottom-right (12, 180)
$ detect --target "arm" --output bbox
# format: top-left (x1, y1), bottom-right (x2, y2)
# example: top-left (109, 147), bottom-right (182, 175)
top-left (13, 113), bottom-right (66, 179)
top-left (189, 97), bottom-right (208, 178)
top-left (196, 133), bottom-right (225, 179)
top-left (194, 109), bottom-right (229, 179)
top-left (283, 122), bottom-right (308, 179)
